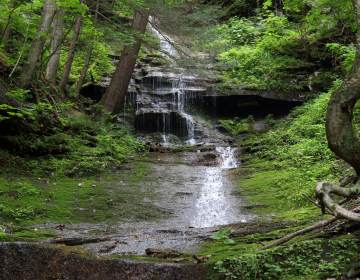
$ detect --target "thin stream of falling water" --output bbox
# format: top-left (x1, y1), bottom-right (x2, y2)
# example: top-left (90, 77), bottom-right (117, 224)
top-left (147, 19), bottom-right (196, 145)
top-left (161, 114), bottom-right (169, 146)
top-left (149, 16), bottom-right (178, 59)
top-left (191, 146), bottom-right (241, 228)
top-left (216, 147), bottom-right (239, 169)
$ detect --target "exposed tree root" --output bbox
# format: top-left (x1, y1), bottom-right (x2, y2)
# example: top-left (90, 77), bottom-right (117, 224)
top-left (263, 201), bottom-right (360, 250)
top-left (263, 216), bottom-right (339, 249)
top-left (316, 182), bottom-right (360, 222)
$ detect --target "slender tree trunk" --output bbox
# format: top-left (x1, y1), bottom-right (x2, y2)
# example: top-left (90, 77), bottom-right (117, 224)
top-left (46, 9), bottom-right (64, 83)
top-left (60, 15), bottom-right (82, 93)
top-left (2, 25), bottom-right (11, 45)
top-left (75, 48), bottom-right (92, 95)
top-left (75, 0), bottom-right (100, 95)
top-left (1, 0), bottom-right (17, 45)
top-left (101, 10), bottom-right (149, 113)
top-left (20, 0), bottom-right (56, 87)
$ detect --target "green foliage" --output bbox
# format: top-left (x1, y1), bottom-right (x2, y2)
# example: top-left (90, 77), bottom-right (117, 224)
top-left (213, 237), bottom-right (359, 280)
top-left (211, 228), bottom-right (236, 245)
top-left (200, 0), bottom-right (356, 92)
top-left (236, 81), bottom-right (349, 220)
top-left (326, 43), bottom-right (356, 74)
top-left (5, 88), bottom-right (29, 103)
top-left (216, 15), bottom-right (308, 91)
top-left (220, 118), bottom-right (251, 135)
top-left (25, 112), bottom-right (145, 176)
top-left (227, 18), bottom-right (259, 45)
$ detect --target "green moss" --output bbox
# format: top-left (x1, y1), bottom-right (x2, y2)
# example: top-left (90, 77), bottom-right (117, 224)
top-left (220, 119), bottom-right (251, 135)
top-left (209, 237), bottom-right (359, 280)
top-left (202, 83), bottom-right (359, 279)
top-left (236, 83), bottom-right (350, 222)
top-left (0, 159), bottom-right (167, 229)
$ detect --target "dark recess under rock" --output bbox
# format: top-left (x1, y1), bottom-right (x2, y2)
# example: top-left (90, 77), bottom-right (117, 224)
top-left (198, 94), bottom-right (303, 117)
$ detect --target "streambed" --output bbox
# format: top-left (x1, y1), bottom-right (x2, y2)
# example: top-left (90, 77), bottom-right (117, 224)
top-left (41, 146), bottom-right (253, 256)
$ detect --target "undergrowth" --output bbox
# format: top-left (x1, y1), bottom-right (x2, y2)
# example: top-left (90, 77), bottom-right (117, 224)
top-left (0, 103), bottom-right (145, 177)
top-left (234, 81), bottom-right (350, 221)
top-left (212, 237), bottom-right (359, 280)
top-left (0, 99), bottom-right (147, 238)
top-left (203, 81), bottom-right (359, 279)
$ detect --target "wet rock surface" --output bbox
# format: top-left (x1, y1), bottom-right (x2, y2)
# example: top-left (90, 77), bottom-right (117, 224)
top-left (0, 243), bottom-right (206, 280)
top-left (34, 149), bottom-right (253, 256)
top-left (53, 26), bottom-right (256, 260)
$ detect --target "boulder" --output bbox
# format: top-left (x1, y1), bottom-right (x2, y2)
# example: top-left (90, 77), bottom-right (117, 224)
top-left (0, 242), bottom-right (206, 280)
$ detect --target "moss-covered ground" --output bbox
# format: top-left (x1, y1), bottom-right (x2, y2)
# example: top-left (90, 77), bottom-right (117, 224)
top-left (0, 158), bottom-right (170, 242)
top-left (201, 82), bottom-right (360, 279)
top-left (0, 108), bottom-right (161, 241)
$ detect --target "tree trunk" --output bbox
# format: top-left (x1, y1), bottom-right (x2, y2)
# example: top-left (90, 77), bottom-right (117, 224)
top-left (46, 9), bottom-right (64, 83)
top-left (60, 15), bottom-right (82, 93)
top-left (325, 0), bottom-right (360, 175)
top-left (75, 0), bottom-right (100, 96)
top-left (311, 0), bottom-right (360, 222)
top-left (20, 0), bottom-right (56, 87)
top-left (2, 25), bottom-right (11, 45)
top-left (101, 10), bottom-right (149, 113)
top-left (75, 48), bottom-right (92, 95)
top-left (1, 0), bottom-right (18, 46)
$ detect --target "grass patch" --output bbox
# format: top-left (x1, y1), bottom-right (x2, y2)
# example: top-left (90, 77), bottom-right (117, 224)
top-left (0, 159), bottom-right (168, 239)
top-left (234, 82), bottom-right (350, 221)
top-left (201, 82), bottom-right (360, 279)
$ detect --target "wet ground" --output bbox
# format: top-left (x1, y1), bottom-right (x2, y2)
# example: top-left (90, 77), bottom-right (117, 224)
top-left (39, 146), bottom-right (254, 256)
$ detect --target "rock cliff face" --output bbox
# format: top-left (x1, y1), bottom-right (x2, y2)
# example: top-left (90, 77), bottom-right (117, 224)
top-left (0, 243), bottom-right (206, 280)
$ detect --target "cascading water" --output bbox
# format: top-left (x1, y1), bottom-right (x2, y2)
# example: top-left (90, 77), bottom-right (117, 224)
top-left (149, 16), bottom-right (178, 59)
top-left (216, 146), bottom-right (239, 169)
top-left (191, 146), bottom-right (243, 228)
top-left (134, 18), bottom-right (196, 145)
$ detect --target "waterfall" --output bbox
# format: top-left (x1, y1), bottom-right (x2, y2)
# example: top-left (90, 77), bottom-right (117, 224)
top-left (216, 147), bottom-right (239, 169)
top-left (190, 147), bottom-right (240, 228)
top-left (149, 16), bottom-right (178, 58)
top-left (135, 18), bottom-right (196, 145)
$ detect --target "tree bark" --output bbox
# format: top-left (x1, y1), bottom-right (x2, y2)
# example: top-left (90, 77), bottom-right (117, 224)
top-left (46, 9), bottom-right (64, 83)
top-left (60, 15), bottom-right (82, 93)
top-left (75, 48), bottom-right (93, 95)
top-left (314, 0), bottom-right (360, 222)
top-left (325, 0), bottom-right (360, 175)
top-left (20, 0), bottom-right (56, 87)
top-left (101, 10), bottom-right (149, 113)
top-left (2, 25), bottom-right (11, 45)
top-left (1, 0), bottom-right (19, 45)
top-left (75, 0), bottom-right (100, 96)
